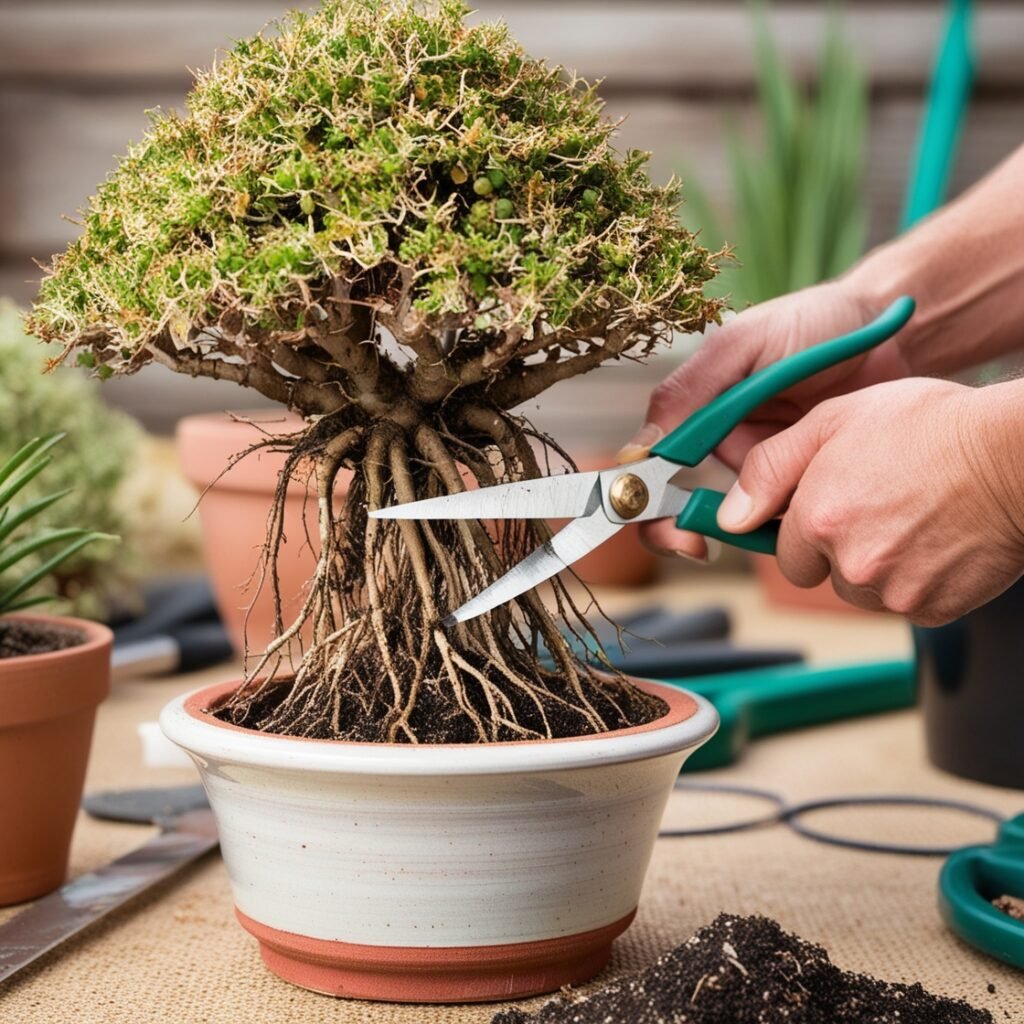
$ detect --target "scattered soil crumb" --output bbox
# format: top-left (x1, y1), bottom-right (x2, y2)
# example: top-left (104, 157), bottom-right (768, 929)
top-left (992, 894), bottom-right (1024, 922)
top-left (0, 619), bottom-right (85, 659)
top-left (492, 914), bottom-right (992, 1024)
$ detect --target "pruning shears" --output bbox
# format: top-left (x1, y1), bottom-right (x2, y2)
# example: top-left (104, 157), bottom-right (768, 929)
top-left (373, 295), bottom-right (916, 626)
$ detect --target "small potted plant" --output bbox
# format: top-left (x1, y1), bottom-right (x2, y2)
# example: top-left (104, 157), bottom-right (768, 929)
top-left (28, 0), bottom-right (720, 1001)
top-left (0, 435), bottom-right (115, 905)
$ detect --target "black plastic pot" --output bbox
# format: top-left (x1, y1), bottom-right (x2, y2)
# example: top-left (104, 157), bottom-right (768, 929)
top-left (915, 576), bottom-right (1024, 789)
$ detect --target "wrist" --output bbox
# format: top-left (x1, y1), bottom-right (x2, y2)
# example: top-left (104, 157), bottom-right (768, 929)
top-left (841, 236), bottom-right (943, 377)
top-left (962, 379), bottom-right (1024, 550)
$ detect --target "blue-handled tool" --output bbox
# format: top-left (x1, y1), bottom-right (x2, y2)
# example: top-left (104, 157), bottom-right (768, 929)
top-left (372, 297), bottom-right (916, 624)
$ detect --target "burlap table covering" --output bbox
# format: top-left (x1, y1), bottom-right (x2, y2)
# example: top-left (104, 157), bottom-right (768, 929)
top-left (2, 576), bottom-right (1022, 1021)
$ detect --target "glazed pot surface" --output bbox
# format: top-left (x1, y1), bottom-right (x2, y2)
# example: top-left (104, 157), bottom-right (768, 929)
top-left (161, 677), bottom-right (717, 1001)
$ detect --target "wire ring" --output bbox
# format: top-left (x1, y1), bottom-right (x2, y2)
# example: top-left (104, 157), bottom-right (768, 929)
top-left (780, 794), bottom-right (1005, 857)
top-left (659, 780), bottom-right (787, 838)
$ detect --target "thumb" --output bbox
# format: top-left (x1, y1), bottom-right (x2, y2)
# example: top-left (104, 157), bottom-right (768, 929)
top-left (718, 410), bottom-right (829, 532)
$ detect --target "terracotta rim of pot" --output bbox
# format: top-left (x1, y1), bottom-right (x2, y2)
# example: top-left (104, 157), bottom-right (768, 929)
top-left (176, 410), bottom-right (322, 495)
top-left (162, 676), bottom-right (717, 776)
top-left (0, 614), bottom-right (113, 728)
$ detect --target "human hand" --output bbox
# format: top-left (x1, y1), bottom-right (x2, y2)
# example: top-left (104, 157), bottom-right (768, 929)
top-left (620, 279), bottom-right (913, 558)
top-left (714, 378), bottom-right (1024, 625)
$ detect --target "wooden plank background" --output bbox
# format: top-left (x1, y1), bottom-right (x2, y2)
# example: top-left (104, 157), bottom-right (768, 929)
top-left (1, 0), bottom-right (1022, 438)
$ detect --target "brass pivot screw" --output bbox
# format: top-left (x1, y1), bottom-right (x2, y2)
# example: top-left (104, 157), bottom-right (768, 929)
top-left (608, 473), bottom-right (649, 520)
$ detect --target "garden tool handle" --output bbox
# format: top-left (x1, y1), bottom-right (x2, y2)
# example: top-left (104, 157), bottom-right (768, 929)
top-left (676, 488), bottom-right (780, 555)
top-left (902, 0), bottom-right (974, 229)
top-left (649, 295), bottom-right (916, 468)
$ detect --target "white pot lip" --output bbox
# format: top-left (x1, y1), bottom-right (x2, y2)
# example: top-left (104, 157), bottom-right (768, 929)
top-left (160, 676), bottom-right (718, 776)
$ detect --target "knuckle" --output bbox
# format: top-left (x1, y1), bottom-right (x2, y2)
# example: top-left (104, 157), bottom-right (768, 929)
top-left (882, 583), bottom-right (928, 618)
top-left (839, 550), bottom-right (885, 590)
top-left (800, 501), bottom-right (845, 546)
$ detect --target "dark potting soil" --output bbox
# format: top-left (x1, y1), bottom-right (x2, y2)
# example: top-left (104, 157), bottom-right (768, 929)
top-left (0, 619), bottom-right (86, 659)
top-left (211, 664), bottom-right (668, 744)
top-left (492, 914), bottom-right (992, 1024)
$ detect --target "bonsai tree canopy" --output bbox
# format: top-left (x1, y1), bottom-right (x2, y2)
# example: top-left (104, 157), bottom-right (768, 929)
top-left (28, 0), bottom-right (721, 743)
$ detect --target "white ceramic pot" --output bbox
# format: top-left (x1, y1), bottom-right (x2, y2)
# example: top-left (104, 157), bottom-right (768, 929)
top-left (161, 677), bottom-right (717, 1003)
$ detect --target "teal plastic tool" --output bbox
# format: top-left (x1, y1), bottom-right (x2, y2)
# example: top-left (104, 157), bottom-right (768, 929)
top-left (901, 0), bottom-right (974, 230)
top-left (940, 815), bottom-right (1024, 970)
top-left (663, 659), bottom-right (917, 772)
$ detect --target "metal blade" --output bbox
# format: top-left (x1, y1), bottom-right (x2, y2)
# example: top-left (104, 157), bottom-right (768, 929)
top-left (370, 471), bottom-right (601, 521)
top-left (0, 811), bottom-right (217, 985)
top-left (443, 511), bottom-right (623, 626)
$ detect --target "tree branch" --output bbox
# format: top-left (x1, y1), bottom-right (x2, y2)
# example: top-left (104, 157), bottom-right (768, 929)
top-left (146, 334), bottom-right (347, 416)
top-left (486, 322), bottom-right (645, 409)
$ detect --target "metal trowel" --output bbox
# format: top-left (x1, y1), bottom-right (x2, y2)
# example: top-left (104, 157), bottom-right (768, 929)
top-left (0, 785), bottom-right (215, 985)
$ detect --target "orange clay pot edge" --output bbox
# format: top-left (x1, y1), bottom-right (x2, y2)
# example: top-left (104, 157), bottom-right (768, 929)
top-left (182, 675), bottom-right (697, 748)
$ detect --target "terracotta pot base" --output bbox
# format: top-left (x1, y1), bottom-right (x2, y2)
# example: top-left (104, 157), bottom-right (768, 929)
top-left (236, 907), bottom-right (635, 1002)
top-left (0, 867), bottom-right (65, 907)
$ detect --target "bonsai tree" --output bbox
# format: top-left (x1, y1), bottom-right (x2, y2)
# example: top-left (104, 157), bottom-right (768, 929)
top-left (28, 0), bottom-right (721, 742)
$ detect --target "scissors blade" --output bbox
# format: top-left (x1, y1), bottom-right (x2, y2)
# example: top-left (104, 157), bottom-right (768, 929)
top-left (443, 511), bottom-right (623, 626)
top-left (370, 471), bottom-right (601, 521)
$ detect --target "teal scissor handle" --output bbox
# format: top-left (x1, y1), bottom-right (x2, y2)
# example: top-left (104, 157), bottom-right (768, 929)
top-left (676, 488), bottom-right (780, 555)
top-left (939, 813), bottom-right (1024, 970)
top-left (650, 295), bottom-right (916, 556)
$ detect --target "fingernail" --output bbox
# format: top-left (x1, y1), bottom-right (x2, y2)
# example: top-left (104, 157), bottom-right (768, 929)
top-left (704, 539), bottom-right (723, 563)
top-left (718, 484), bottom-right (754, 529)
top-left (617, 423), bottom-right (664, 464)
top-left (673, 549), bottom-right (708, 563)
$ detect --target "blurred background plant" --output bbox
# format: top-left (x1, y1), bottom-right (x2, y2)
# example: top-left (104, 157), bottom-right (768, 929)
top-left (0, 300), bottom-right (146, 618)
top-left (682, 7), bottom-right (868, 307)
top-left (0, 433), bottom-right (117, 616)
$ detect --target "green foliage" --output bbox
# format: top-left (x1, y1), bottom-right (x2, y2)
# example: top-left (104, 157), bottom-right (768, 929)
top-left (28, 0), bottom-right (719, 365)
top-left (0, 300), bottom-right (139, 616)
top-left (0, 434), bottom-right (117, 616)
top-left (683, 9), bottom-right (867, 307)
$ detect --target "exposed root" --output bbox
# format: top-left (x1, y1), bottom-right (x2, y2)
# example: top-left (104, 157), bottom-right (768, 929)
top-left (213, 405), bottom-right (666, 743)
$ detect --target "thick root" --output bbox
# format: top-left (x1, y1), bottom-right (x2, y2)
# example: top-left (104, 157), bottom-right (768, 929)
top-left (213, 407), bottom-right (666, 742)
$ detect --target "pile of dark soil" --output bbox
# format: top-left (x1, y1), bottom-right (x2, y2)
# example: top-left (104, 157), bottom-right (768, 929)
top-left (0, 619), bottom-right (85, 659)
top-left (493, 914), bottom-right (991, 1024)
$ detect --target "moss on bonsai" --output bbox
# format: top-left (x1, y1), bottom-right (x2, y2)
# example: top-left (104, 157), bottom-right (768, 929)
top-left (28, 0), bottom-right (721, 742)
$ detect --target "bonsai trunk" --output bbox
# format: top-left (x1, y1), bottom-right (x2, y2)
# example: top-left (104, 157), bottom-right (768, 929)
top-left (215, 400), bottom-right (664, 743)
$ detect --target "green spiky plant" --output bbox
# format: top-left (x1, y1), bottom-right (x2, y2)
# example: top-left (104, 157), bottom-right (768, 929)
top-left (683, 10), bottom-right (867, 306)
top-left (27, 0), bottom-right (721, 742)
top-left (0, 435), bottom-right (116, 619)
top-left (0, 300), bottom-right (141, 617)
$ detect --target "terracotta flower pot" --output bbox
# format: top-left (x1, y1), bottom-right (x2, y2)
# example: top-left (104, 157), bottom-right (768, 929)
top-left (176, 412), bottom-right (352, 657)
top-left (161, 678), bottom-right (717, 1003)
top-left (0, 615), bottom-right (112, 906)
